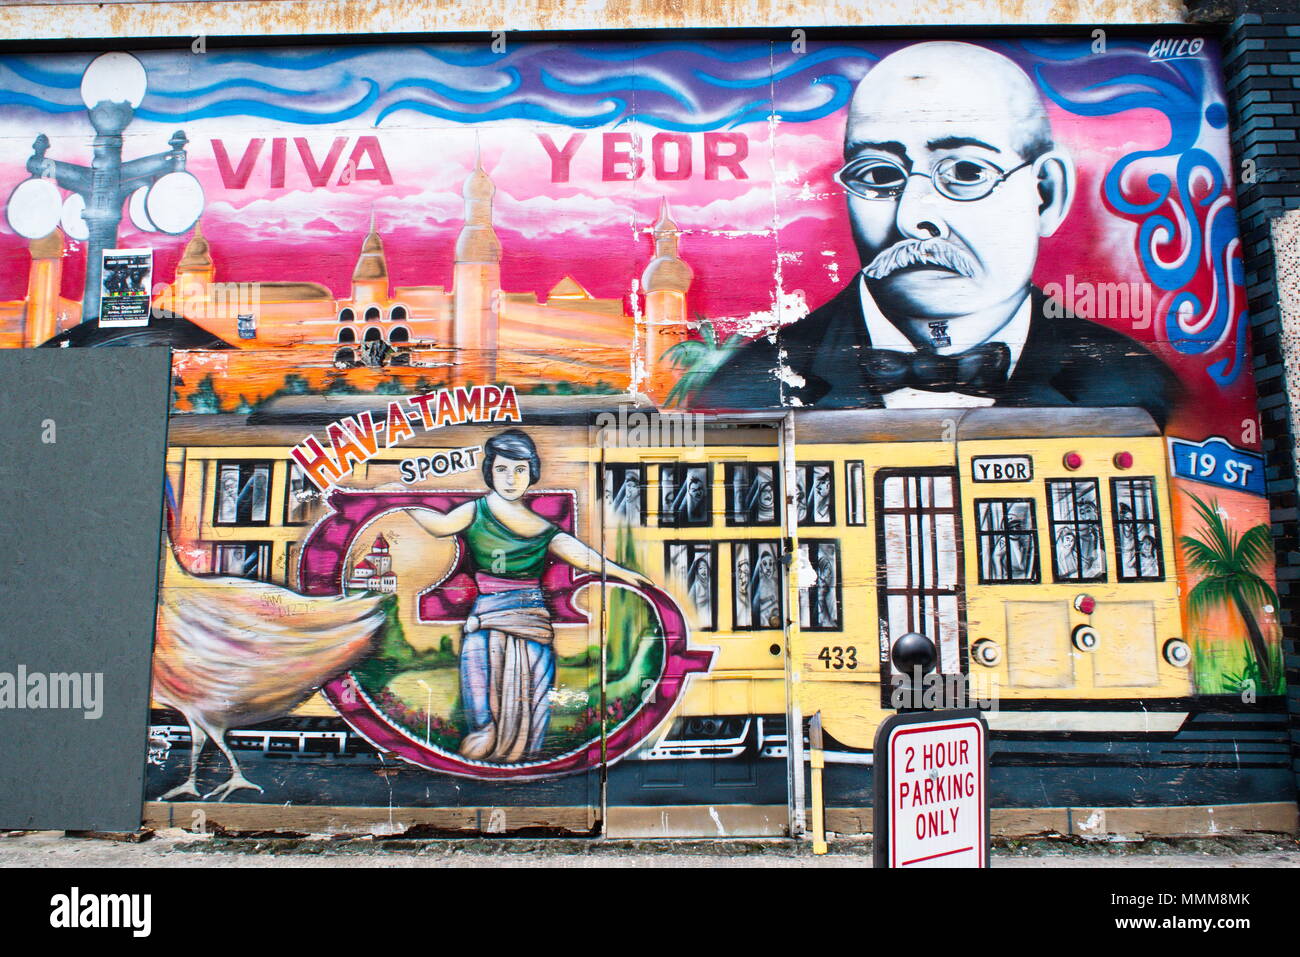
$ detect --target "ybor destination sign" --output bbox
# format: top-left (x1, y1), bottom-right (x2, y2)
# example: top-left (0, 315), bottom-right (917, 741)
top-left (874, 710), bottom-right (989, 868)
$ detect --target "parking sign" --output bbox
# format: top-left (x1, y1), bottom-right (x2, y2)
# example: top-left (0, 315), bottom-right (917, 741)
top-left (874, 710), bottom-right (989, 868)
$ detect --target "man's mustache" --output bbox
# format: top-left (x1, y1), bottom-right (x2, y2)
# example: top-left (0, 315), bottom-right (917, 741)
top-left (863, 238), bottom-right (978, 280)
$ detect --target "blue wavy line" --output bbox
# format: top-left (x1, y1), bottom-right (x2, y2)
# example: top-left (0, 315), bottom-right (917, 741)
top-left (148, 75), bottom-right (359, 101)
top-left (0, 57), bottom-right (82, 90)
top-left (1041, 52), bottom-right (1247, 385)
top-left (0, 89), bottom-right (84, 113)
top-left (632, 101), bottom-right (768, 132)
top-left (573, 43), bottom-right (775, 63)
top-left (539, 70), bottom-right (695, 111)
top-left (136, 79), bottom-right (379, 124)
top-left (388, 68), bottom-right (523, 105)
top-left (1207, 309), bottom-right (1249, 386)
top-left (1017, 38), bottom-right (1152, 61)
top-left (375, 96), bottom-right (626, 129)
top-left (701, 47), bottom-right (878, 88)
top-left (721, 75), bottom-right (852, 127)
top-left (415, 45), bottom-right (516, 68)
top-left (205, 45), bottom-right (520, 71)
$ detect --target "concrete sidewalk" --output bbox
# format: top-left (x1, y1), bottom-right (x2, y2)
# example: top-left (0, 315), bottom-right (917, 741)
top-left (3, 829), bottom-right (1299, 867)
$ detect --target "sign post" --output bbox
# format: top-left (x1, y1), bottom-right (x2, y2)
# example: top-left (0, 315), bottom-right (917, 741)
top-left (873, 709), bottom-right (989, 868)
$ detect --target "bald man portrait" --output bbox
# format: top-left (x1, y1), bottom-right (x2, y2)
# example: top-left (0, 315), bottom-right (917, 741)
top-left (695, 41), bottom-right (1180, 425)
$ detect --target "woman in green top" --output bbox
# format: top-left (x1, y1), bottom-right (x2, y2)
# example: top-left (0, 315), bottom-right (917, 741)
top-left (405, 429), bottom-right (649, 764)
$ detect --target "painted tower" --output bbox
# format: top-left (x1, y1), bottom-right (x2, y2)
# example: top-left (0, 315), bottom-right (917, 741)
top-left (641, 200), bottom-right (693, 401)
top-left (173, 221), bottom-right (215, 318)
top-left (23, 229), bottom-right (65, 347)
top-left (351, 210), bottom-right (389, 307)
top-left (453, 156), bottom-right (502, 383)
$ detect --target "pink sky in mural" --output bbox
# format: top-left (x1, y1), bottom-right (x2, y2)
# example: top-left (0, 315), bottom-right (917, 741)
top-left (0, 104), bottom-right (1203, 329)
top-left (0, 97), bottom-right (1256, 439)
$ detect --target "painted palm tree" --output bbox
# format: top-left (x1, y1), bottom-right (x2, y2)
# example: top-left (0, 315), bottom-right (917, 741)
top-left (1180, 491), bottom-right (1279, 692)
top-left (661, 315), bottom-right (744, 408)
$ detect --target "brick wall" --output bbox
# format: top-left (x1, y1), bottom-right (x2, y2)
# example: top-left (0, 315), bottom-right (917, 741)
top-left (1223, 11), bottom-right (1300, 793)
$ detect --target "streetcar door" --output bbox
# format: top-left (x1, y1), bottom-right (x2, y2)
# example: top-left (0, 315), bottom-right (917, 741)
top-left (597, 415), bottom-right (793, 837)
top-left (874, 467), bottom-right (968, 700)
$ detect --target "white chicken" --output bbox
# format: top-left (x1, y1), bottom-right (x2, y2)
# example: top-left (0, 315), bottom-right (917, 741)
top-left (153, 534), bottom-right (391, 801)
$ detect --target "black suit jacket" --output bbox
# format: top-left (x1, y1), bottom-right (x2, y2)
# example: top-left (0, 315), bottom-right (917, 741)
top-left (693, 282), bottom-right (1181, 428)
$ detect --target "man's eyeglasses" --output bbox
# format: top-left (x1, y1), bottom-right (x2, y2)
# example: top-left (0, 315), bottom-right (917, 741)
top-left (833, 155), bottom-right (1033, 202)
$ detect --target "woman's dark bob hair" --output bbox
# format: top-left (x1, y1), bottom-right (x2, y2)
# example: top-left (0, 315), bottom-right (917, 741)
top-left (483, 429), bottom-right (542, 487)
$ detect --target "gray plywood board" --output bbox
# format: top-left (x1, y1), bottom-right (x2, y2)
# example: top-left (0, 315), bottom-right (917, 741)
top-left (0, 347), bottom-right (171, 830)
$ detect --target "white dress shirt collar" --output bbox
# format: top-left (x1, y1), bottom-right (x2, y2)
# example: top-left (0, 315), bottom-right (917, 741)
top-left (856, 273), bottom-right (1032, 374)
top-left (855, 274), bottom-right (1033, 408)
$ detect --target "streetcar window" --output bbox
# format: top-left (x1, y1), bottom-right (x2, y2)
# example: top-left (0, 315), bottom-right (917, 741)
top-left (285, 462), bottom-right (321, 526)
top-left (665, 542), bottom-right (717, 631)
top-left (975, 499), bottom-right (1040, 584)
top-left (213, 541), bottom-right (273, 581)
top-left (798, 540), bottom-right (842, 630)
top-left (845, 461), bottom-right (866, 525)
top-left (795, 462), bottom-right (835, 526)
top-left (214, 461), bottom-right (271, 526)
top-left (658, 464), bottom-right (711, 527)
top-left (600, 463), bottom-right (646, 526)
top-left (725, 463), bottom-right (779, 526)
top-left (1111, 477), bottom-right (1164, 581)
top-left (732, 540), bottom-right (783, 630)
top-left (1045, 479), bottom-right (1107, 582)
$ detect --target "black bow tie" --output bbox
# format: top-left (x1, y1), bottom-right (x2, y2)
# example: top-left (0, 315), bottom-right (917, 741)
top-left (861, 341), bottom-right (1011, 395)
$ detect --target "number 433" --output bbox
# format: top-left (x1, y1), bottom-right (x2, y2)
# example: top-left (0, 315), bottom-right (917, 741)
top-left (817, 646), bottom-right (858, 670)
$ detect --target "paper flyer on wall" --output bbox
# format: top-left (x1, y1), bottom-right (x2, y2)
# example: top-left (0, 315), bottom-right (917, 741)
top-left (99, 248), bottom-right (152, 327)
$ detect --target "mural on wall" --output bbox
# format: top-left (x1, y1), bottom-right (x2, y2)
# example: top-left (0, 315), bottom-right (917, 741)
top-left (0, 35), bottom-right (1288, 822)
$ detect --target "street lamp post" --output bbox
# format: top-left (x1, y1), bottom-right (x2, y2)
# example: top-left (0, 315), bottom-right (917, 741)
top-left (7, 52), bottom-right (202, 325)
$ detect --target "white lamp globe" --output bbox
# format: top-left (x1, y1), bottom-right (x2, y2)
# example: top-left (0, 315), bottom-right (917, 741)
top-left (6, 178), bottom-right (62, 239)
top-left (80, 52), bottom-right (147, 110)
top-left (128, 185), bottom-right (157, 232)
top-left (60, 193), bottom-right (90, 241)
top-left (145, 171), bottom-right (204, 234)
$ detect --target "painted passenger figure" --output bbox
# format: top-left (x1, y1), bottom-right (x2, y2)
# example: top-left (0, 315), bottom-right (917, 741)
top-left (814, 547), bottom-right (837, 626)
top-left (1138, 535), bottom-right (1160, 577)
top-left (812, 468), bottom-right (832, 522)
top-left (987, 501), bottom-right (1035, 581)
top-left (735, 466), bottom-right (777, 524)
top-left (751, 548), bottom-right (781, 628)
top-left (611, 472), bottom-right (642, 524)
top-left (1076, 500), bottom-right (1105, 579)
top-left (404, 429), bottom-right (650, 764)
top-left (664, 467), bottom-right (709, 524)
top-left (695, 41), bottom-right (1180, 424)
top-left (687, 554), bottom-right (713, 624)
top-left (734, 555), bottom-right (752, 608)
top-left (1054, 526), bottom-right (1080, 579)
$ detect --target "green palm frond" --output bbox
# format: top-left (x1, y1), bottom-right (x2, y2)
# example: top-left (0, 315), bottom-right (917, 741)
top-left (1179, 534), bottom-right (1229, 575)
top-left (659, 315), bottom-right (745, 408)
top-left (1180, 489), bottom-right (1280, 643)
top-left (662, 340), bottom-right (709, 370)
top-left (1185, 491), bottom-right (1233, 554)
top-left (1187, 576), bottom-right (1233, 621)
top-left (1236, 524), bottom-right (1275, 572)
top-left (1232, 573), bottom-right (1279, 612)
